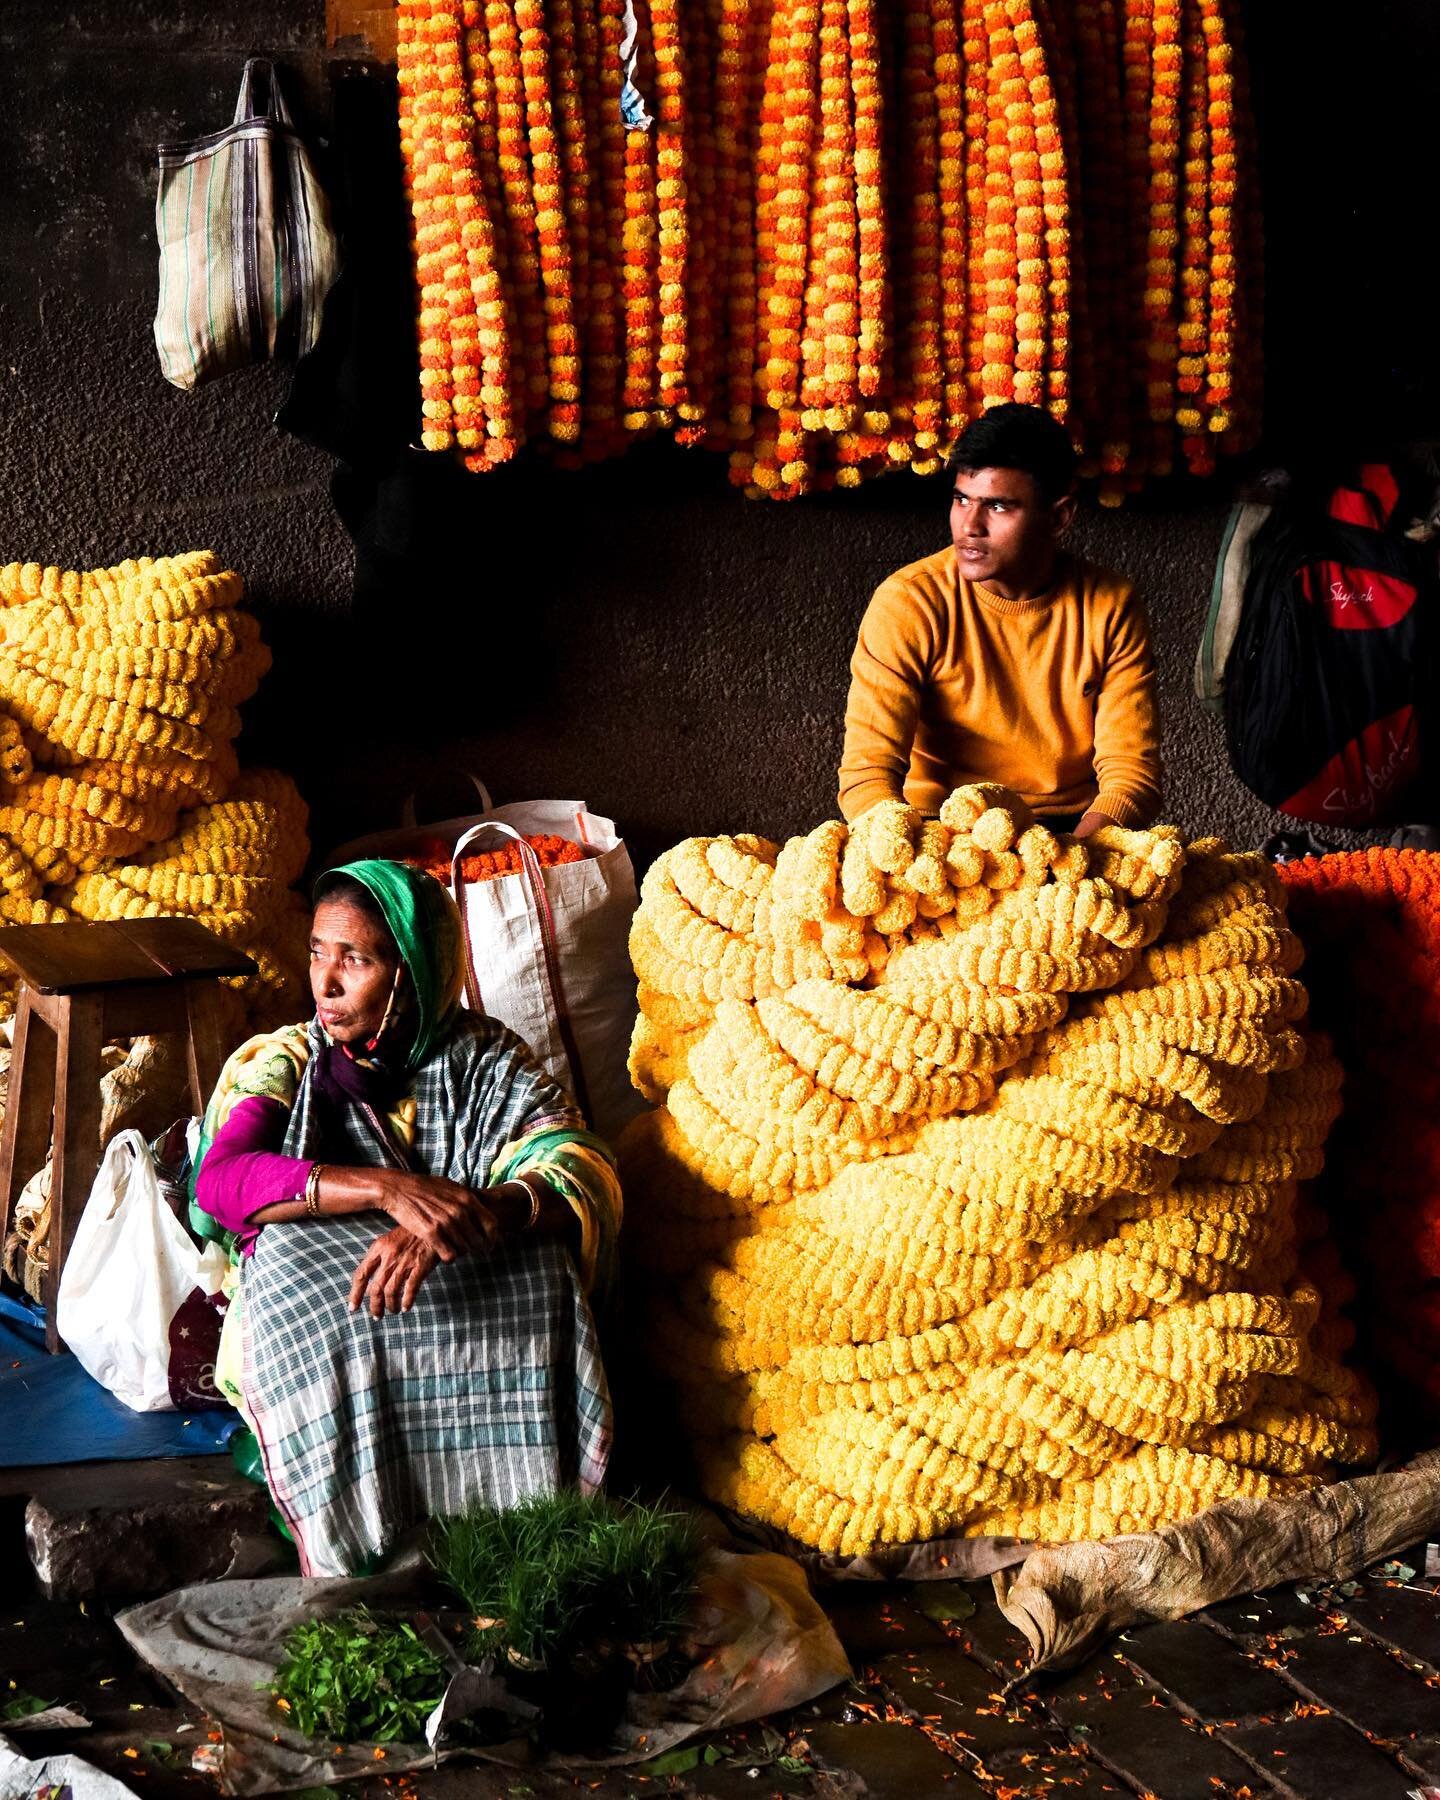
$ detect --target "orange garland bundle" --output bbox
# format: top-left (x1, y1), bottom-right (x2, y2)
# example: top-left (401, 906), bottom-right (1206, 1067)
top-left (395, 0), bottom-right (1261, 502)
top-left (1279, 851), bottom-right (1440, 1436)
top-left (406, 833), bottom-right (589, 885)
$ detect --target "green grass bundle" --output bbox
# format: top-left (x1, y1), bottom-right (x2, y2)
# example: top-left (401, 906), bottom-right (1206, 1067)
top-left (269, 1606), bottom-right (446, 1744)
top-left (430, 1491), bottom-right (702, 1669)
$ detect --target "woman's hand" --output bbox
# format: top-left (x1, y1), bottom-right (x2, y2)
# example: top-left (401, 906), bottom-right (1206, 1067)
top-left (349, 1226), bottom-right (440, 1317)
top-left (325, 1167), bottom-right (497, 1258)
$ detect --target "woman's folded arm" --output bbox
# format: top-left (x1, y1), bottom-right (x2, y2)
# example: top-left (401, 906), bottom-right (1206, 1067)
top-left (194, 1094), bottom-right (315, 1252)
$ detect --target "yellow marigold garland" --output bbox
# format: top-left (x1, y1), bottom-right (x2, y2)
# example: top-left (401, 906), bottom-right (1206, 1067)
top-left (621, 782), bottom-right (1375, 1553)
top-left (1, 554), bottom-right (310, 1028)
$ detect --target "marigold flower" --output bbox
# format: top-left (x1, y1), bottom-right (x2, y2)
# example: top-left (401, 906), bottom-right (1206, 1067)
top-left (620, 783), bottom-right (1374, 1554)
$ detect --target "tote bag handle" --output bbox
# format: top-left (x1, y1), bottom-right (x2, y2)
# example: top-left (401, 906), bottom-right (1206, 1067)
top-left (401, 774), bottom-right (495, 832)
top-left (233, 58), bottom-right (295, 128)
top-left (450, 821), bottom-right (593, 1124)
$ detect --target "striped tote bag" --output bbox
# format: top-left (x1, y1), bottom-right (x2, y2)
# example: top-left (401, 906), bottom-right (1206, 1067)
top-left (154, 60), bottom-right (340, 391)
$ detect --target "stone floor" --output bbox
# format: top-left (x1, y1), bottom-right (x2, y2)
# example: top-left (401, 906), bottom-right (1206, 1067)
top-left (4, 1464), bottom-right (1440, 1800)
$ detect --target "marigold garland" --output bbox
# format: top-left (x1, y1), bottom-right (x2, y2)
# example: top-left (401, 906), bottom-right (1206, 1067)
top-left (1279, 850), bottom-right (1440, 1437)
top-left (394, 0), bottom-right (1260, 497)
top-left (621, 784), bottom-right (1375, 1554)
top-left (1, 553), bottom-right (310, 1029)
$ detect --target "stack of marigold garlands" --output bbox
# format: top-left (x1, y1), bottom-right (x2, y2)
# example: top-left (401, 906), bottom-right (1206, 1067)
top-left (397, 0), bottom-right (1258, 504)
top-left (0, 553), bottom-right (310, 1034)
top-left (621, 785), bottom-right (1376, 1553)
top-left (1278, 850), bottom-right (1440, 1438)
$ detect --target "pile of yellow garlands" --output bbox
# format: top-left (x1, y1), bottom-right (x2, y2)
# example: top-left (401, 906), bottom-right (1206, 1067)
top-left (621, 786), bottom-right (1376, 1553)
top-left (0, 554), bottom-right (310, 1031)
top-left (397, 0), bottom-right (1257, 503)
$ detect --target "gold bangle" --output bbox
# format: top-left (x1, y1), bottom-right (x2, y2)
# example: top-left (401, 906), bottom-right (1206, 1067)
top-left (304, 1163), bottom-right (324, 1217)
top-left (513, 1178), bottom-right (542, 1231)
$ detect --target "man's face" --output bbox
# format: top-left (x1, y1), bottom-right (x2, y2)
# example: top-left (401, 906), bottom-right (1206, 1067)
top-left (948, 465), bottom-right (1073, 597)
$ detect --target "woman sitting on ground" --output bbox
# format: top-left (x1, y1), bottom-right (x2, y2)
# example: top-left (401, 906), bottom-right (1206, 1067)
top-left (191, 859), bottom-right (621, 1577)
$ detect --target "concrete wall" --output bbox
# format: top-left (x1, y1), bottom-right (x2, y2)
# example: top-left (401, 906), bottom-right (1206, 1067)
top-left (3, 0), bottom-right (1434, 870)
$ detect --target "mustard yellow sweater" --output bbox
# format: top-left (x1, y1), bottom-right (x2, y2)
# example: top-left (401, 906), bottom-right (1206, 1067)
top-left (838, 548), bottom-right (1162, 825)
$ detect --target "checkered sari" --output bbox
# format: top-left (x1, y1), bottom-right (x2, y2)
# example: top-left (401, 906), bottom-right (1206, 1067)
top-left (240, 1013), bottom-right (616, 1577)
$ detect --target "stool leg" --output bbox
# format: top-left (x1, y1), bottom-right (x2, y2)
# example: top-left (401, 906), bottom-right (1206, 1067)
top-left (45, 994), bottom-right (105, 1354)
top-left (183, 979), bottom-right (231, 1117)
top-left (0, 989), bottom-right (58, 1272)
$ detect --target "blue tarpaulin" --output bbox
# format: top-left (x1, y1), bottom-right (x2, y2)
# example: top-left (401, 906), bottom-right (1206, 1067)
top-left (0, 1294), bottom-right (236, 1468)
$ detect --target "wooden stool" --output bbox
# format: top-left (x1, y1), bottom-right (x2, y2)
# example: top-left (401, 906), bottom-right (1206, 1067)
top-left (0, 918), bottom-right (257, 1351)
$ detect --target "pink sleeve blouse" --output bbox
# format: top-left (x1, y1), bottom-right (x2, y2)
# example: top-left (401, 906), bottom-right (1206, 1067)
top-left (194, 1094), bottom-right (316, 1257)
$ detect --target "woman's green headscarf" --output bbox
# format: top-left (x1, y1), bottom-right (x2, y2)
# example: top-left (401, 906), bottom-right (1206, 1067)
top-left (313, 859), bottom-right (465, 1070)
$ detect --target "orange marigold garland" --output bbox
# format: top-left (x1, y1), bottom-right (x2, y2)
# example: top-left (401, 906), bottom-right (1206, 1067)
top-left (1279, 851), bottom-right (1440, 1437)
top-left (769, 1), bottom-right (821, 493)
top-left (1175, 0), bottom-right (1212, 474)
top-left (1022, 0), bottom-right (1072, 421)
top-left (394, 0), bottom-right (1260, 497)
top-left (739, 0), bottom-right (798, 493)
top-left (1199, 0), bottom-right (1241, 445)
top-left (814, 0), bottom-right (857, 433)
top-left (460, 0), bottom-right (522, 462)
top-left (848, 0), bottom-right (887, 407)
top-left (584, 0), bottom-right (634, 456)
top-left (513, 0), bottom-right (582, 445)
top-left (398, 0), bottom-right (455, 454)
top-left (1003, 0), bottom-right (1050, 411)
top-left (483, 0), bottom-right (550, 433)
top-left (979, 3), bottom-right (1020, 408)
top-left (433, 2), bottom-right (514, 469)
top-left (544, 0), bottom-right (597, 462)
top-left (932, 0), bottom-right (969, 456)
top-left (675, 0), bottom-right (719, 445)
top-left (650, 0), bottom-right (693, 433)
top-left (960, 0), bottom-right (993, 422)
top-left (1143, 0), bottom-right (1182, 475)
top-left (718, 0), bottom-right (769, 485)
top-left (621, 87), bottom-right (660, 436)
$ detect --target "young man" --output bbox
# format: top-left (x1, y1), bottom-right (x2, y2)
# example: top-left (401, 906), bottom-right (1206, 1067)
top-left (838, 404), bottom-right (1162, 836)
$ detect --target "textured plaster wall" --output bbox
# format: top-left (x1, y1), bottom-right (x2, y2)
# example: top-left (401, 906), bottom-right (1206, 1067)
top-left (380, 464), bottom-right (1255, 869)
top-left (2, 0), bottom-right (1433, 869)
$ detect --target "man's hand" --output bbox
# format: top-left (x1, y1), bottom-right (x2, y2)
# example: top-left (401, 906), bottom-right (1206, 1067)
top-left (349, 1226), bottom-right (440, 1317)
top-left (1073, 809), bottom-right (1116, 839)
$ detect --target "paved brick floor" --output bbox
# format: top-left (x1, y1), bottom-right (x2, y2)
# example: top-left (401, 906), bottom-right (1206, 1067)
top-left (5, 1543), bottom-right (1440, 1799)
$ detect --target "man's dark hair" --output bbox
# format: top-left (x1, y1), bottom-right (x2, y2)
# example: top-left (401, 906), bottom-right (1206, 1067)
top-left (947, 403), bottom-right (1078, 504)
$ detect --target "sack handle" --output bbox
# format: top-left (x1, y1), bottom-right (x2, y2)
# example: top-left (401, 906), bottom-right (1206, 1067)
top-left (234, 58), bottom-right (294, 128)
top-left (450, 822), bottom-right (594, 1125)
top-left (401, 774), bottom-right (495, 832)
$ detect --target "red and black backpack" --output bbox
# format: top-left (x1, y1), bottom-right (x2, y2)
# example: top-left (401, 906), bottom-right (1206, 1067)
top-left (1224, 463), bottom-right (1436, 826)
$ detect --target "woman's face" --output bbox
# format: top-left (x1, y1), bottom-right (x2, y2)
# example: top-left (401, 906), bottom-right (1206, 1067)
top-left (309, 897), bottom-right (401, 1046)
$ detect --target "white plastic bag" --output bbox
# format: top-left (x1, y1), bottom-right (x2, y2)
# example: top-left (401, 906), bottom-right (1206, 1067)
top-left (56, 1130), bottom-right (228, 1413)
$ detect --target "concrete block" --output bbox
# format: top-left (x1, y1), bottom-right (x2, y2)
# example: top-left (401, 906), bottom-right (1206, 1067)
top-left (23, 1458), bottom-right (276, 1601)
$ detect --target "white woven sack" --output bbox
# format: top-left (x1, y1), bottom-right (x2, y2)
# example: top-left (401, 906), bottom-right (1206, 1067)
top-left (447, 804), bottom-right (643, 1143)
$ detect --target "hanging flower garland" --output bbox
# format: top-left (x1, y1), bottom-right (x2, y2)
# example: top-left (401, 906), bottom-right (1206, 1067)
top-left (483, 0), bottom-right (550, 433)
top-left (397, 0), bottom-right (455, 454)
top-left (393, 0), bottom-right (1262, 498)
top-left (979, 3), bottom-right (1020, 409)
